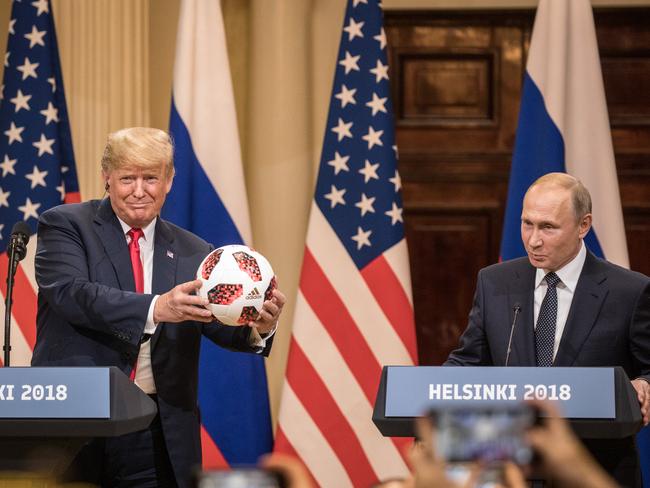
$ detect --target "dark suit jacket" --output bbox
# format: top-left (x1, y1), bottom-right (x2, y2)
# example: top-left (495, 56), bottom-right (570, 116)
top-left (446, 251), bottom-right (650, 373)
top-left (445, 250), bottom-right (650, 486)
top-left (31, 199), bottom-right (270, 487)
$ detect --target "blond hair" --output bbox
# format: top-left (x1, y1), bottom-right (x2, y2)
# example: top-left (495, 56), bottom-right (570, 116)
top-left (101, 127), bottom-right (174, 178)
top-left (527, 172), bottom-right (592, 221)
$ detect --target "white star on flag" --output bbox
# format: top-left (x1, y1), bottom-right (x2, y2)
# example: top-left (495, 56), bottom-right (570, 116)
top-left (334, 84), bottom-right (357, 108)
top-left (366, 92), bottom-right (387, 116)
top-left (0, 224), bottom-right (3, 239)
top-left (343, 18), bottom-right (365, 41)
top-left (33, 133), bottom-right (55, 156)
top-left (385, 202), bottom-right (403, 225)
top-left (0, 187), bottom-right (10, 207)
top-left (0, 155), bottom-right (17, 176)
top-left (24, 25), bottom-right (46, 48)
top-left (362, 125), bottom-right (383, 149)
top-left (4, 52), bottom-right (10, 68)
top-left (352, 0), bottom-right (368, 6)
top-left (351, 226), bottom-right (372, 249)
top-left (389, 170), bottom-right (402, 191)
top-left (374, 28), bottom-right (387, 49)
top-left (8, 19), bottom-right (16, 36)
top-left (40, 101), bottom-right (59, 124)
top-left (16, 56), bottom-right (39, 80)
top-left (339, 51), bottom-right (361, 74)
top-left (355, 193), bottom-right (376, 216)
top-left (370, 59), bottom-right (389, 83)
top-left (47, 76), bottom-right (56, 92)
top-left (31, 0), bottom-right (49, 16)
top-left (25, 165), bottom-right (48, 188)
top-left (324, 184), bottom-right (346, 208)
top-left (18, 196), bottom-right (41, 220)
top-left (327, 151), bottom-right (350, 175)
top-left (331, 117), bottom-right (353, 141)
top-left (359, 159), bottom-right (379, 182)
top-left (56, 181), bottom-right (66, 200)
top-left (10, 89), bottom-right (32, 112)
top-left (4, 121), bottom-right (25, 144)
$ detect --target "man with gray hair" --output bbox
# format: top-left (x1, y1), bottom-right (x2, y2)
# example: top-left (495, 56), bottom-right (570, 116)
top-left (32, 127), bottom-right (286, 487)
top-left (446, 172), bottom-right (650, 487)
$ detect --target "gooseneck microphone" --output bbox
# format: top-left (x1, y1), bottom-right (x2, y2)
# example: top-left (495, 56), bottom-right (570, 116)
top-left (4, 221), bottom-right (32, 366)
top-left (505, 303), bottom-right (521, 367)
top-left (8, 221), bottom-right (30, 263)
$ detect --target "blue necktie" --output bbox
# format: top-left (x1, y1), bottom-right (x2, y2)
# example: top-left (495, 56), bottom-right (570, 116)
top-left (535, 272), bottom-right (561, 367)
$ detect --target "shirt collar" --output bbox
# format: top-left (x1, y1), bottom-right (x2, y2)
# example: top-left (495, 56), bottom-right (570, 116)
top-left (534, 240), bottom-right (586, 292)
top-left (117, 216), bottom-right (157, 247)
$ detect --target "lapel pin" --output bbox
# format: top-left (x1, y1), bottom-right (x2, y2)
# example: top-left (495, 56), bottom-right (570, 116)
top-left (167, 250), bottom-right (174, 259)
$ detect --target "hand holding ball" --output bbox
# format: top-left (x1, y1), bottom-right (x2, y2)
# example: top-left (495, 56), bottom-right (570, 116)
top-left (197, 245), bottom-right (277, 326)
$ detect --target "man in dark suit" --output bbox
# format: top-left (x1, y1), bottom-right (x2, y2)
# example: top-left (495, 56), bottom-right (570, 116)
top-left (31, 127), bottom-right (286, 487)
top-left (445, 172), bottom-right (650, 487)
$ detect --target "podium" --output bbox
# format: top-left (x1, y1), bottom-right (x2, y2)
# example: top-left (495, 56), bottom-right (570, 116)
top-left (0, 366), bottom-right (157, 476)
top-left (372, 366), bottom-right (642, 439)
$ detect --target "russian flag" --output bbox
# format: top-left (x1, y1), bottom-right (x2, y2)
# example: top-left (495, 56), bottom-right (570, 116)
top-left (501, 0), bottom-right (648, 484)
top-left (162, 0), bottom-right (273, 466)
top-left (501, 0), bottom-right (628, 267)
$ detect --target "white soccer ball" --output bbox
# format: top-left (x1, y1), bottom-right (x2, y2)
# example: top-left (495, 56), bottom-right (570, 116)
top-left (197, 244), bottom-right (276, 326)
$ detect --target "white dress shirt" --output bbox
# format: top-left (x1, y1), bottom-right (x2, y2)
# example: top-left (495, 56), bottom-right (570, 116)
top-left (116, 216), bottom-right (276, 394)
top-left (118, 217), bottom-right (158, 393)
top-left (533, 240), bottom-right (587, 361)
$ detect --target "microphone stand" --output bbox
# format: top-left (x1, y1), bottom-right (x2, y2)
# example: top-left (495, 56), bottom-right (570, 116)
top-left (3, 241), bottom-right (22, 367)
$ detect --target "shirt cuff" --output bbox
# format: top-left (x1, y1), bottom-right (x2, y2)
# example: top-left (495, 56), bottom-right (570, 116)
top-left (248, 322), bottom-right (278, 350)
top-left (144, 295), bottom-right (160, 335)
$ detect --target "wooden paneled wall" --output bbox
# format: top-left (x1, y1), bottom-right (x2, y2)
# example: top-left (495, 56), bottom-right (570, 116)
top-left (385, 8), bottom-right (650, 365)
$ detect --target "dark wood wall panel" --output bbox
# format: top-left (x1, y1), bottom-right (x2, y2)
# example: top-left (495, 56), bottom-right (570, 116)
top-left (386, 8), bottom-right (650, 365)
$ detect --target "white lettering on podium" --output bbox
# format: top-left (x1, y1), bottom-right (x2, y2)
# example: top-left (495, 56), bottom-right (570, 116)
top-left (0, 384), bottom-right (15, 400)
top-left (428, 383), bottom-right (519, 401)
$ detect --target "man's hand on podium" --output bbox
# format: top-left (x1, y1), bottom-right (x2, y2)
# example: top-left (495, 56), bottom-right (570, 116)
top-left (631, 378), bottom-right (650, 425)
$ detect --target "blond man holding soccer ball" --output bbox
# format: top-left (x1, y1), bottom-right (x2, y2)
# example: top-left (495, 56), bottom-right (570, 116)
top-left (31, 127), bottom-right (285, 488)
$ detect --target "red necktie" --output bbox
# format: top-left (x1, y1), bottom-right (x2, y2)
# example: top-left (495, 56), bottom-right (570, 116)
top-left (127, 228), bottom-right (144, 380)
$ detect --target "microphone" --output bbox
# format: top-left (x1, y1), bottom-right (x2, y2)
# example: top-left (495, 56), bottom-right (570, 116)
top-left (8, 221), bottom-right (31, 262)
top-left (4, 221), bottom-right (31, 366)
top-left (505, 303), bottom-right (521, 366)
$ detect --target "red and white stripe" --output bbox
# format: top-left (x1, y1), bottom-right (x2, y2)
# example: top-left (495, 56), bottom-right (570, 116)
top-left (0, 237), bottom-right (38, 367)
top-left (275, 204), bottom-right (417, 487)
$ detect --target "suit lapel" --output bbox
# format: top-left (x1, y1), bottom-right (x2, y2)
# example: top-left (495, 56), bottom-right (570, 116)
top-left (554, 252), bottom-right (608, 366)
top-left (508, 262), bottom-right (537, 366)
top-left (150, 218), bottom-right (178, 351)
top-left (93, 198), bottom-right (136, 292)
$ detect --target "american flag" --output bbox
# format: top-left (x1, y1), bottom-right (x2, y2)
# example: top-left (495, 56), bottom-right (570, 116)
top-left (0, 0), bottom-right (80, 366)
top-left (273, 0), bottom-right (417, 486)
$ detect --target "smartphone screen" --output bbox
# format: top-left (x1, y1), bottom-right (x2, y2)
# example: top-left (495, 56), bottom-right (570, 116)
top-left (432, 405), bottom-right (534, 465)
top-left (196, 468), bottom-right (286, 488)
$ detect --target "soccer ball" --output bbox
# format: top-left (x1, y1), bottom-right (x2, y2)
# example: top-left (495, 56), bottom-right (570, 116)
top-left (197, 245), bottom-right (276, 326)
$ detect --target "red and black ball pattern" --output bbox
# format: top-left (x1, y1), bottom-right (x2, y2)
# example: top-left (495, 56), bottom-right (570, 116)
top-left (264, 276), bottom-right (277, 302)
top-left (207, 283), bottom-right (243, 305)
top-left (238, 306), bottom-right (260, 324)
top-left (201, 248), bottom-right (224, 280)
top-left (233, 251), bottom-right (263, 282)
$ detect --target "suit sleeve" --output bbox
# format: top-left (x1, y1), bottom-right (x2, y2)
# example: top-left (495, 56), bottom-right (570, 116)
top-left (630, 280), bottom-right (650, 382)
top-left (35, 208), bottom-right (152, 347)
top-left (444, 269), bottom-right (493, 366)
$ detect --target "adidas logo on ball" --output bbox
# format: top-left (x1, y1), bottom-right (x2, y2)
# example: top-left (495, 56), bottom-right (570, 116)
top-left (246, 288), bottom-right (262, 300)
